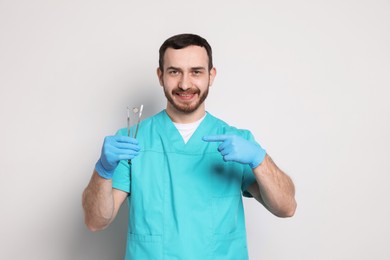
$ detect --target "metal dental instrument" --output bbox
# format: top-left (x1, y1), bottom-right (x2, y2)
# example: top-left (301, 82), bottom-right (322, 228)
top-left (127, 106), bottom-right (131, 138)
top-left (133, 104), bottom-right (143, 138)
top-left (126, 105), bottom-right (144, 160)
top-left (127, 104), bottom-right (144, 195)
top-left (127, 104), bottom-right (144, 139)
top-left (127, 106), bottom-right (132, 166)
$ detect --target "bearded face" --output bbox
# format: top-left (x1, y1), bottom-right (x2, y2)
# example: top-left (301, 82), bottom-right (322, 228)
top-left (158, 46), bottom-right (216, 116)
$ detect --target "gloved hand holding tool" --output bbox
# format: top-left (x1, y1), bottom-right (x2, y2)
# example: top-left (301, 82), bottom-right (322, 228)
top-left (95, 136), bottom-right (140, 179)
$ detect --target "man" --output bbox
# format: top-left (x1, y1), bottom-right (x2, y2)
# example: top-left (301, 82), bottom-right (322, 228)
top-left (82, 33), bottom-right (296, 259)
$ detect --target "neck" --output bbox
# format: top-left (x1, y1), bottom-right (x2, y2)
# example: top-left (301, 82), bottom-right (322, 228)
top-left (165, 103), bottom-right (206, 124)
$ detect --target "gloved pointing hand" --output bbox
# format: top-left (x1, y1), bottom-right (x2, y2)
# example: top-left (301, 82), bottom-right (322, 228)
top-left (95, 136), bottom-right (140, 179)
top-left (202, 134), bottom-right (266, 169)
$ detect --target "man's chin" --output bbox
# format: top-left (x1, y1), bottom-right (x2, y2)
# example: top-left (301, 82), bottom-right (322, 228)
top-left (173, 105), bottom-right (198, 113)
top-left (170, 101), bottom-right (201, 114)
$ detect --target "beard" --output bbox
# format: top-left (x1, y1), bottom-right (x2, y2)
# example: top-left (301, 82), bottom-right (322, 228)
top-left (163, 85), bottom-right (209, 113)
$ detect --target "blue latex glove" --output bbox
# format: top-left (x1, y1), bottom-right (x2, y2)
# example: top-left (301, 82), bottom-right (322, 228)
top-left (95, 136), bottom-right (140, 179)
top-left (202, 134), bottom-right (266, 169)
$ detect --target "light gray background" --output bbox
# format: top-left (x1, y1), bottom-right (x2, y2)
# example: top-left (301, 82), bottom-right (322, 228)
top-left (1, 0), bottom-right (389, 259)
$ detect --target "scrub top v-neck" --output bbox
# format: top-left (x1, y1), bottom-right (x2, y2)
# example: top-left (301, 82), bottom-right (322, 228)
top-left (112, 110), bottom-right (257, 260)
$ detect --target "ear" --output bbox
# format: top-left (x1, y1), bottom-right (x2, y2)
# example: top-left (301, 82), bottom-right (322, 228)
top-left (156, 67), bottom-right (164, 86)
top-left (208, 67), bottom-right (217, 86)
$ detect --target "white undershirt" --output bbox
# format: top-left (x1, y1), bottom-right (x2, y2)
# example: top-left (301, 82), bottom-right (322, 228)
top-left (173, 114), bottom-right (206, 144)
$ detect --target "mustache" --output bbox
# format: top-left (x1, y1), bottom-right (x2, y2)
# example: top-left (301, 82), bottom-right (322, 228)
top-left (173, 88), bottom-right (200, 94)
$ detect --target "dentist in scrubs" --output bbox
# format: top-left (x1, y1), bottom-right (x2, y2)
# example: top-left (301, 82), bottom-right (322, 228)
top-left (82, 33), bottom-right (297, 259)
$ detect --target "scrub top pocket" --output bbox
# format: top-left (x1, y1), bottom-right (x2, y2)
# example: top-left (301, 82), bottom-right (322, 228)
top-left (211, 195), bottom-right (249, 260)
top-left (126, 233), bottom-right (163, 260)
top-left (212, 194), bottom-right (241, 235)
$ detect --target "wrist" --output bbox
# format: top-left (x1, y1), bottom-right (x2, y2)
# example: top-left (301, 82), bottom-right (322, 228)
top-left (249, 145), bottom-right (266, 169)
top-left (95, 159), bottom-right (114, 179)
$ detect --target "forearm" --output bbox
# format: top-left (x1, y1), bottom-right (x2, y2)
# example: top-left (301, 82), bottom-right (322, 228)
top-left (82, 170), bottom-right (115, 231)
top-left (252, 154), bottom-right (297, 217)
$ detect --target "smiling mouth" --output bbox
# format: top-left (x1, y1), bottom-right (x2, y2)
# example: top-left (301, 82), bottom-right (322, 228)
top-left (177, 93), bottom-right (195, 101)
top-left (175, 91), bottom-right (198, 100)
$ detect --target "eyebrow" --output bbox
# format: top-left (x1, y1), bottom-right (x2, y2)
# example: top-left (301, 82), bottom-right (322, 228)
top-left (191, 67), bottom-right (206, 71)
top-left (166, 66), bottom-right (181, 71)
top-left (166, 66), bottom-right (206, 71)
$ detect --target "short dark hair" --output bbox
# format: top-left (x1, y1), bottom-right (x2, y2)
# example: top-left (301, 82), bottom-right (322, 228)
top-left (159, 33), bottom-right (213, 71)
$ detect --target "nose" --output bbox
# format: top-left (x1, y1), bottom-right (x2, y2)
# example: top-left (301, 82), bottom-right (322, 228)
top-left (178, 73), bottom-right (191, 90)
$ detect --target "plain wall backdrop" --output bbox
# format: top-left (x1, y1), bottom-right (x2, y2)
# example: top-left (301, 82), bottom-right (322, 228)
top-left (1, 0), bottom-right (389, 259)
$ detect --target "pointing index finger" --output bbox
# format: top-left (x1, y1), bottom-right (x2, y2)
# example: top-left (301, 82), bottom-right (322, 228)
top-left (202, 135), bottom-right (229, 142)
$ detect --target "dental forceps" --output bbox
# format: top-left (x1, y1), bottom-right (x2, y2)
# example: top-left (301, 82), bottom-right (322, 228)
top-left (127, 104), bottom-right (144, 195)
top-left (127, 104), bottom-right (144, 139)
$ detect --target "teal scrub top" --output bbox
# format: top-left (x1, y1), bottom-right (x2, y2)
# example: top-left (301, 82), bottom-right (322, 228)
top-left (112, 110), bottom-right (257, 260)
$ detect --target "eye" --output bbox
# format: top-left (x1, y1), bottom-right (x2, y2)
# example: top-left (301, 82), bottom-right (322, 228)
top-left (168, 70), bottom-right (179, 76)
top-left (192, 70), bottom-right (202, 76)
